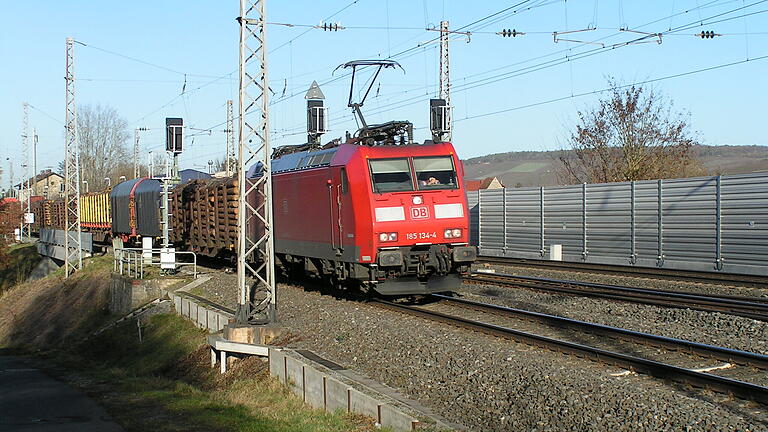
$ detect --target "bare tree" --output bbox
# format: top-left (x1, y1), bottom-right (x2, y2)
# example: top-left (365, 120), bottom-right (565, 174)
top-left (76, 104), bottom-right (132, 190)
top-left (558, 79), bottom-right (704, 184)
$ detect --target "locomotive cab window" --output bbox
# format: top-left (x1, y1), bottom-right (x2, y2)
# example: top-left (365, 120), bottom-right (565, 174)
top-left (414, 156), bottom-right (457, 190)
top-left (369, 158), bottom-right (413, 193)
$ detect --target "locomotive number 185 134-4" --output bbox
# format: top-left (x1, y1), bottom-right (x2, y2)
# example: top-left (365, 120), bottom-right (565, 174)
top-left (405, 231), bottom-right (437, 240)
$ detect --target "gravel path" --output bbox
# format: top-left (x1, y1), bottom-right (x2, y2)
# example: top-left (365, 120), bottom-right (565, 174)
top-left (189, 268), bottom-right (768, 431)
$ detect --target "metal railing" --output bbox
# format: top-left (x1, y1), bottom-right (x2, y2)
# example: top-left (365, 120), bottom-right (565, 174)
top-left (114, 247), bottom-right (197, 279)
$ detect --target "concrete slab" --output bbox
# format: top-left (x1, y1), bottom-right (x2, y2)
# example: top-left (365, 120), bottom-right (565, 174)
top-left (303, 366), bottom-right (326, 409)
top-left (380, 404), bottom-right (418, 431)
top-left (349, 388), bottom-right (381, 423)
top-left (217, 312), bottom-right (228, 331)
top-left (196, 306), bottom-right (207, 328)
top-left (207, 336), bottom-right (269, 356)
top-left (324, 376), bottom-right (351, 414)
top-left (206, 310), bottom-right (217, 331)
top-left (284, 356), bottom-right (305, 399)
top-left (174, 275), bottom-right (211, 293)
top-left (269, 348), bottom-right (286, 383)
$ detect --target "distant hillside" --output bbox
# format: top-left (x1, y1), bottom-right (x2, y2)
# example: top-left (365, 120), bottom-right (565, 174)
top-left (463, 145), bottom-right (768, 188)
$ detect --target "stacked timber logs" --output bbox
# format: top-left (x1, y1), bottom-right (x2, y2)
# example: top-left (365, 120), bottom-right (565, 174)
top-left (50, 200), bottom-right (66, 229)
top-left (169, 180), bottom-right (200, 246)
top-left (171, 178), bottom-right (239, 258)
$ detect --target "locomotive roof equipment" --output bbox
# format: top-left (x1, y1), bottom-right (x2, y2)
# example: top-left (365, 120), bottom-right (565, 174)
top-left (334, 60), bottom-right (406, 138)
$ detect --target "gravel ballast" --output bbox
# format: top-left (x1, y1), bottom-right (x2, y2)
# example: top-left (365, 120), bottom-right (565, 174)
top-left (190, 268), bottom-right (768, 431)
top-left (459, 281), bottom-right (768, 356)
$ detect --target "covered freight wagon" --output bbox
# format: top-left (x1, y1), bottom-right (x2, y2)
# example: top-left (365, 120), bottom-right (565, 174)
top-left (110, 178), bottom-right (161, 239)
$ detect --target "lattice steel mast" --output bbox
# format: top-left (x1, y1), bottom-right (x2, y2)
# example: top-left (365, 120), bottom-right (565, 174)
top-left (236, 0), bottom-right (276, 324)
top-left (226, 99), bottom-right (235, 176)
top-left (64, 37), bottom-right (83, 276)
top-left (20, 102), bottom-right (30, 241)
top-left (439, 20), bottom-right (452, 142)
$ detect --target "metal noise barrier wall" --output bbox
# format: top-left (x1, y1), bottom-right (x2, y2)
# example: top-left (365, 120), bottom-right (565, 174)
top-left (469, 171), bottom-right (768, 276)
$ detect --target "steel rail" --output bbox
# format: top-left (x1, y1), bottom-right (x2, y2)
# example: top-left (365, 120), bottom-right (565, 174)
top-left (477, 256), bottom-right (768, 289)
top-left (430, 293), bottom-right (768, 370)
top-left (469, 272), bottom-right (768, 321)
top-left (371, 299), bottom-right (768, 404)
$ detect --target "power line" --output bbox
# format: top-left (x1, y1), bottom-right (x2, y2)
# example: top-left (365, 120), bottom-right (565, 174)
top-left (311, 1), bottom-right (768, 130)
top-left (456, 53), bottom-right (768, 123)
top-left (153, 0), bottom-right (765, 150)
top-left (274, 0), bottom-right (736, 133)
top-left (74, 40), bottom-right (227, 79)
top-left (269, 0), bottom-right (365, 53)
top-left (28, 104), bottom-right (64, 125)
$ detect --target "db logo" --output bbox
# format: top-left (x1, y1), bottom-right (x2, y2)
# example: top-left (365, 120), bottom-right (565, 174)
top-left (411, 206), bottom-right (429, 219)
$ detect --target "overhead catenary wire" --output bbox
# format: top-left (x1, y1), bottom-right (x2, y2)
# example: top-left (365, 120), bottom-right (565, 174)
top-left (274, 0), bottom-right (754, 134)
top-left (139, 0), bottom-right (766, 158)
top-left (291, 0), bottom-right (768, 133)
top-left (454, 53), bottom-right (768, 123)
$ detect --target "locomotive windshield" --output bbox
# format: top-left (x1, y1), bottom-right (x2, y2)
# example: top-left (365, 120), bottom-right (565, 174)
top-left (414, 156), bottom-right (457, 190)
top-left (369, 158), bottom-right (414, 193)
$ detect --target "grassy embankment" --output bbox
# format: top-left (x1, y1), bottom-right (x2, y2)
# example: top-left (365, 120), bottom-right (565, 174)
top-left (0, 243), bottom-right (41, 294)
top-left (0, 252), bottom-right (376, 432)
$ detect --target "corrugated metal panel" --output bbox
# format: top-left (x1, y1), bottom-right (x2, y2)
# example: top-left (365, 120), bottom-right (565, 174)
top-left (470, 171), bottom-right (768, 276)
top-left (504, 187), bottom-right (542, 256)
top-left (478, 189), bottom-right (504, 250)
top-left (661, 177), bottom-right (717, 266)
top-left (543, 184), bottom-right (583, 261)
top-left (721, 172), bottom-right (768, 270)
top-left (585, 182), bottom-right (632, 260)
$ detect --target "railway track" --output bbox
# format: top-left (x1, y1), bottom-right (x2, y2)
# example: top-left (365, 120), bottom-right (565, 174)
top-left (477, 256), bottom-right (768, 290)
top-left (372, 295), bottom-right (768, 404)
top-left (467, 271), bottom-right (768, 321)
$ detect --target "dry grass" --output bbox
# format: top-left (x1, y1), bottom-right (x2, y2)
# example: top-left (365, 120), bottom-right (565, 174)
top-left (0, 255), bottom-right (379, 432)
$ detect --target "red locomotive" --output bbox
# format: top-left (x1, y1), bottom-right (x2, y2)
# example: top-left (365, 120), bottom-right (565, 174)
top-left (272, 134), bottom-right (476, 295)
top-left (269, 60), bottom-right (476, 294)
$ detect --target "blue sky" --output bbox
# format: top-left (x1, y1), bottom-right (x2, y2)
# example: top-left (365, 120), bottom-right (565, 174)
top-left (1, 0), bottom-right (766, 191)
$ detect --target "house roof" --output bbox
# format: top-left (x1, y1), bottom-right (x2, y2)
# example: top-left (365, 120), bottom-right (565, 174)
top-left (464, 176), bottom-right (502, 191)
top-left (14, 170), bottom-right (62, 189)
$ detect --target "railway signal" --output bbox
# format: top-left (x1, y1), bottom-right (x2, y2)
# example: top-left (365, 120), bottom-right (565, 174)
top-left (305, 81), bottom-right (327, 145)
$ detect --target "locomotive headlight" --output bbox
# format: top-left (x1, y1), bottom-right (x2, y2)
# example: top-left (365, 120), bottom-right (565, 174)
top-left (444, 228), bottom-right (462, 238)
top-left (379, 232), bottom-right (398, 242)
top-left (412, 195), bottom-right (423, 205)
